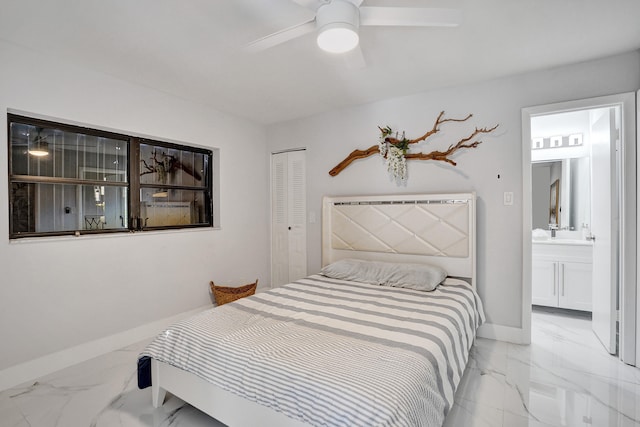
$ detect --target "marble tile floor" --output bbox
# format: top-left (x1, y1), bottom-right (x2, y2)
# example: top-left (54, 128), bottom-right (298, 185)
top-left (2, 308), bottom-right (640, 427)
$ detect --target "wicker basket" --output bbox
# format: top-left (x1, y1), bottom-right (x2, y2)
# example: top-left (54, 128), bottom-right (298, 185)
top-left (210, 279), bottom-right (258, 306)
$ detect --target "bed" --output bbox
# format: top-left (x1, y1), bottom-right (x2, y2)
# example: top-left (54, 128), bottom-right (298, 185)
top-left (138, 192), bottom-right (484, 427)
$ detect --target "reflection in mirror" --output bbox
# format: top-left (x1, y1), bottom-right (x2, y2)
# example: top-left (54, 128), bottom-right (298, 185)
top-left (532, 157), bottom-right (590, 231)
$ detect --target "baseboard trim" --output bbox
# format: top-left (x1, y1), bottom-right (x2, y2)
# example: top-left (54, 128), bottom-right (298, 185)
top-left (477, 322), bottom-right (528, 344)
top-left (0, 305), bottom-right (210, 392)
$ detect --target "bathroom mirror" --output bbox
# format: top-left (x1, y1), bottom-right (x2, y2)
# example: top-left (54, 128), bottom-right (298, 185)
top-left (531, 109), bottom-right (593, 233)
top-left (532, 157), bottom-right (590, 230)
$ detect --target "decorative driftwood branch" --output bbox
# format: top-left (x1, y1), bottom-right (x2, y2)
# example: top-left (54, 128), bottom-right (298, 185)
top-left (404, 124), bottom-right (499, 166)
top-left (328, 146), bottom-right (380, 178)
top-left (328, 111), bottom-right (498, 177)
top-left (382, 111), bottom-right (471, 147)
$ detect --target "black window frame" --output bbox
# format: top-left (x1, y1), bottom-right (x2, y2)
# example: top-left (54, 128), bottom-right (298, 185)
top-left (8, 113), bottom-right (214, 239)
top-left (133, 137), bottom-right (213, 232)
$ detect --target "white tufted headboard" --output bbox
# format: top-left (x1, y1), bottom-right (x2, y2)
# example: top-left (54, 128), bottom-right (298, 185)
top-left (322, 193), bottom-right (476, 288)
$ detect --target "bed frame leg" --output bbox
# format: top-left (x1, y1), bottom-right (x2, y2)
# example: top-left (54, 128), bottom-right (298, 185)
top-left (152, 384), bottom-right (167, 408)
top-left (151, 359), bottom-right (167, 408)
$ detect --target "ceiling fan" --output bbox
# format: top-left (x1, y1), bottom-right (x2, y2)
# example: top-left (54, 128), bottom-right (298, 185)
top-left (246, 0), bottom-right (462, 54)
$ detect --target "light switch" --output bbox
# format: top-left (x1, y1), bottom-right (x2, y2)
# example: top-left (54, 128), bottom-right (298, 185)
top-left (504, 192), bottom-right (514, 206)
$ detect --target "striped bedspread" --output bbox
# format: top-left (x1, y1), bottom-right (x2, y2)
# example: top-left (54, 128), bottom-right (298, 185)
top-left (140, 275), bottom-right (485, 427)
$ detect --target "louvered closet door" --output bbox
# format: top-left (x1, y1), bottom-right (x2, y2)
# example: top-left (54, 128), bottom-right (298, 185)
top-left (271, 150), bottom-right (307, 287)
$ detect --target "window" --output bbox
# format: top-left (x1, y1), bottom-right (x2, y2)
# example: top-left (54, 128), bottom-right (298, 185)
top-left (8, 114), bottom-right (214, 238)
top-left (136, 141), bottom-right (211, 230)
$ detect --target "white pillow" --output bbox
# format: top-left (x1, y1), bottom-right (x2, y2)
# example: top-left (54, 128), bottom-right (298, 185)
top-left (320, 259), bottom-right (447, 291)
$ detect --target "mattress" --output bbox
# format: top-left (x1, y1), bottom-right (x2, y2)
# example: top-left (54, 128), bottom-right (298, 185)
top-left (139, 274), bottom-right (485, 427)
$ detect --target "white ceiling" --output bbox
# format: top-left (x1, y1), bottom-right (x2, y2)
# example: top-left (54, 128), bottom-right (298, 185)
top-left (1, 0), bottom-right (639, 125)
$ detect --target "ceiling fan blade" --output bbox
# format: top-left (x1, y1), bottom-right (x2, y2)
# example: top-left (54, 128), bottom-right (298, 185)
top-left (290, 0), bottom-right (329, 11)
top-left (343, 44), bottom-right (367, 70)
top-left (245, 19), bottom-right (316, 53)
top-left (359, 7), bottom-right (462, 27)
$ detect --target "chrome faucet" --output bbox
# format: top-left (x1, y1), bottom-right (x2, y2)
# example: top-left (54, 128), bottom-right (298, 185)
top-left (548, 223), bottom-right (558, 238)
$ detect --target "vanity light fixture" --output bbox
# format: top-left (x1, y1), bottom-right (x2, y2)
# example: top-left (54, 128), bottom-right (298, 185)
top-left (532, 133), bottom-right (583, 150)
top-left (549, 136), bottom-right (563, 148)
top-left (568, 133), bottom-right (583, 146)
top-left (316, 0), bottom-right (360, 54)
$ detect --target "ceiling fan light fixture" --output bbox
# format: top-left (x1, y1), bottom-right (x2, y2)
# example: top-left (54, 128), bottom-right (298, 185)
top-left (316, 0), bottom-right (360, 54)
top-left (245, 1), bottom-right (462, 56)
top-left (317, 23), bottom-right (359, 53)
top-left (28, 135), bottom-right (49, 157)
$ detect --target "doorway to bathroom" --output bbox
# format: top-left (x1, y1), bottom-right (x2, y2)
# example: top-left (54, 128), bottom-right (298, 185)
top-left (522, 92), bottom-right (637, 365)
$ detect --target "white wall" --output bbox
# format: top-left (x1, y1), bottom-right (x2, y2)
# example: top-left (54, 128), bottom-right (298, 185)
top-left (0, 41), bottom-right (269, 372)
top-left (266, 50), bottom-right (640, 334)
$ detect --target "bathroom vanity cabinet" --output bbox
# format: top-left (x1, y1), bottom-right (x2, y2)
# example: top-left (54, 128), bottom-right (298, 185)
top-left (532, 241), bottom-right (593, 311)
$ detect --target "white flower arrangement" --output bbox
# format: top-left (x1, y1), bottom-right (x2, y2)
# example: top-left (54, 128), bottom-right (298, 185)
top-left (378, 126), bottom-right (409, 183)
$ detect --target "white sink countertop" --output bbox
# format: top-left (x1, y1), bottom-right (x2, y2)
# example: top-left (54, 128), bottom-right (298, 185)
top-left (533, 238), bottom-right (593, 246)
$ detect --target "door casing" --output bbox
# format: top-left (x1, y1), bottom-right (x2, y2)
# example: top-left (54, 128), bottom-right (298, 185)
top-left (521, 92), bottom-right (636, 364)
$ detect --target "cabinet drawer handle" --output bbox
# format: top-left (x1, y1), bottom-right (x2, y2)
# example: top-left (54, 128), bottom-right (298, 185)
top-left (561, 263), bottom-right (565, 296)
top-left (553, 263), bottom-right (557, 295)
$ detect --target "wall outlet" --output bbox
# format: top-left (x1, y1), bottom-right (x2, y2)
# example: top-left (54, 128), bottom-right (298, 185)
top-left (504, 192), bottom-right (514, 206)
